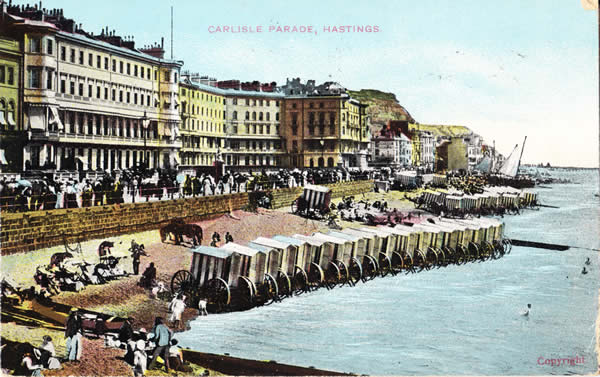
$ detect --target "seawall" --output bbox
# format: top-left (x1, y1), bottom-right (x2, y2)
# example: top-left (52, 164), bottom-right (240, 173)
top-left (0, 180), bottom-right (373, 255)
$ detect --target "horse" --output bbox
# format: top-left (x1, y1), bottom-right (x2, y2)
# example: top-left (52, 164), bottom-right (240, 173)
top-left (159, 222), bottom-right (203, 246)
top-left (49, 251), bottom-right (73, 268)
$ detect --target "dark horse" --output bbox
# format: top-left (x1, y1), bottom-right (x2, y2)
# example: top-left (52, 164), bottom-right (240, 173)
top-left (159, 222), bottom-right (203, 246)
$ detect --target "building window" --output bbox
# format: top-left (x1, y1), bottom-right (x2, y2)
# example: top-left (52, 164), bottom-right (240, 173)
top-left (140, 67), bottom-right (144, 79)
top-left (112, 89), bottom-right (116, 101)
top-left (88, 53), bottom-right (93, 66)
top-left (232, 111), bottom-right (237, 120)
top-left (60, 79), bottom-right (66, 93)
top-left (233, 98), bottom-right (237, 105)
top-left (119, 61), bottom-right (123, 73)
top-left (79, 51), bottom-right (84, 64)
top-left (245, 111), bottom-right (249, 120)
top-left (148, 68), bottom-right (151, 79)
top-left (127, 63), bottom-right (131, 75)
top-left (0, 66), bottom-right (4, 83)
top-left (79, 83), bottom-right (84, 96)
top-left (105, 87), bottom-right (109, 100)
top-left (126, 92), bottom-right (130, 103)
top-left (70, 48), bottom-right (76, 63)
top-left (70, 81), bottom-right (75, 94)
top-left (134, 93), bottom-right (138, 104)
top-left (134, 65), bottom-right (138, 76)
top-left (28, 67), bottom-right (42, 88)
top-left (154, 70), bottom-right (157, 80)
top-left (96, 55), bottom-right (101, 68)
top-left (46, 69), bottom-right (53, 90)
top-left (97, 86), bottom-right (101, 98)
top-left (60, 46), bottom-right (66, 61)
top-left (119, 90), bottom-right (123, 102)
top-left (46, 39), bottom-right (53, 55)
top-left (29, 37), bottom-right (41, 53)
top-left (88, 84), bottom-right (92, 97)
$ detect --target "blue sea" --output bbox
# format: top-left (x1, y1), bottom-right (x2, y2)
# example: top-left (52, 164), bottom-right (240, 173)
top-left (178, 169), bottom-right (600, 375)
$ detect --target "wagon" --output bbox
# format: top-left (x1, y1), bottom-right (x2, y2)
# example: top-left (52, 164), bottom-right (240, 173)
top-left (170, 246), bottom-right (235, 312)
top-left (290, 234), bottom-right (329, 287)
top-left (249, 237), bottom-right (299, 298)
top-left (311, 232), bottom-right (354, 288)
top-left (291, 184), bottom-right (332, 219)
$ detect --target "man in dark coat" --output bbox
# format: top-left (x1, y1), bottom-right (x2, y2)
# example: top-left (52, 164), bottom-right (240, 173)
top-left (64, 308), bottom-right (82, 361)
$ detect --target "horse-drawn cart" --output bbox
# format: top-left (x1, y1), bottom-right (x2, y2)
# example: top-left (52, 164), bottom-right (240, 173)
top-left (291, 184), bottom-right (332, 219)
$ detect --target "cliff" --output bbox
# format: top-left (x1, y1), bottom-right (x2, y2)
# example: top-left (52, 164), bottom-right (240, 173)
top-left (348, 89), bottom-right (415, 136)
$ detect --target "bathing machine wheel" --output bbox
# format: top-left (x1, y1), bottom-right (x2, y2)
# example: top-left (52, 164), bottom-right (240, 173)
top-left (202, 277), bottom-right (231, 313)
top-left (325, 261), bottom-right (341, 289)
top-left (171, 270), bottom-right (194, 298)
top-left (293, 266), bottom-right (309, 295)
top-left (378, 252), bottom-right (393, 276)
top-left (276, 270), bottom-right (292, 298)
top-left (391, 251), bottom-right (404, 273)
top-left (362, 255), bottom-right (378, 281)
top-left (348, 257), bottom-right (363, 286)
top-left (308, 263), bottom-right (325, 289)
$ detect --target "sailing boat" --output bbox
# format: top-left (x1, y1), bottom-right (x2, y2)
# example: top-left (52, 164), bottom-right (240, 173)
top-left (495, 136), bottom-right (534, 188)
top-left (498, 136), bottom-right (527, 177)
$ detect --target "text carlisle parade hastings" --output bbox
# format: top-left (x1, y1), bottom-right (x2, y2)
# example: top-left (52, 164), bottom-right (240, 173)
top-left (208, 25), bottom-right (380, 34)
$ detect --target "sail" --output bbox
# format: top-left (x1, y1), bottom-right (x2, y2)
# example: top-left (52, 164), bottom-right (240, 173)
top-left (498, 144), bottom-right (521, 177)
top-left (474, 155), bottom-right (492, 173)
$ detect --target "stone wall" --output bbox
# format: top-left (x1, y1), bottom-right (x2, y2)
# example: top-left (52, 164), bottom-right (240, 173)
top-left (0, 181), bottom-right (373, 255)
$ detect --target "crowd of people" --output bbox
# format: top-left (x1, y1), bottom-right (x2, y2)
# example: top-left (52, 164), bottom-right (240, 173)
top-left (0, 166), bottom-right (372, 213)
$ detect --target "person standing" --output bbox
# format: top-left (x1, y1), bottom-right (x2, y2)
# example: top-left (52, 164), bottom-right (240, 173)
top-left (148, 317), bottom-right (171, 372)
top-left (133, 340), bottom-right (147, 377)
top-left (225, 232), bottom-right (233, 244)
top-left (64, 308), bottom-right (82, 362)
top-left (169, 294), bottom-right (186, 330)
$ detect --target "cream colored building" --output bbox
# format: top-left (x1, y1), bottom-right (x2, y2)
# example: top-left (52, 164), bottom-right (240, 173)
top-left (179, 75), bottom-right (226, 172)
top-left (4, 5), bottom-right (183, 172)
top-left (223, 90), bottom-right (285, 171)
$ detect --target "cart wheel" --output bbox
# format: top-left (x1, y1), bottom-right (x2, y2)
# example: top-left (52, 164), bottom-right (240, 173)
top-left (362, 255), bottom-right (378, 281)
top-left (171, 270), bottom-right (194, 296)
top-left (414, 249), bottom-right (427, 271)
top-left (391, 251), bottom-right (404, 273)
top-left (457, 244), bottom-right (469, 264)
top-left (442, 246), bottom-right (454, 264)
top-left (325, 262), bottom-right (341, 289)
top-left (483, 241), bottom-right (494, 260)
top-left (261, 273), bottom-right (279, 304)
top-left (502, 238), bottom-right (512, 254)
top-left (403, 253), bottom-right (416, 274)
top-left (348, 257), bottom-right (362, 286)
top-left (335, 260), bottom-right (350, 286)
top-left (277, 270), bottom-right (292, 298)
top-left (203, 278), bottom-right (231, 313)
top-left (426, 247), bottom-right (439, 268)
top-left (238, 276), bottom-right (255, 308)
top-left (293, 266), bottom-right (309, 294)
top-left (378, 253), bottom-right (393, 276)
top-left (436, 247), bottom-right (446, 266)
top-left (308, 263), bottom-right (325, 289)
top-left (468, 242), bottom-right (480, 261)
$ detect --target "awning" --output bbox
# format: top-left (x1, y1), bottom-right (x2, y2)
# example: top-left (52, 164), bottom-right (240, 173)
top-left (0, 149), bottom-right (8, 165)
top-left (75, 156), bottom-right (88, 168)
top-left (7, 112), bottom-right (16, 127)
top-left (0, 112), bottom-right (6, 126)
top-left (48, 107), bottom-right (64, 131)
top-left (164, 123), bottom-right (172, 137)
top-left (28, 109), bottom-right (45, 130)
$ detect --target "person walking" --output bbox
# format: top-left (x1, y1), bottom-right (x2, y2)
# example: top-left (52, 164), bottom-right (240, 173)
top-left (133, 340), bottom-right (147, 377)
top-left (225, 232), bottom-right (233, 244)
top-left (168, 294), bottom-right (186, 330)
top-left (148, 317), bottom-right (171, 372)
top-left (64, 308), bottom-right (82, 362)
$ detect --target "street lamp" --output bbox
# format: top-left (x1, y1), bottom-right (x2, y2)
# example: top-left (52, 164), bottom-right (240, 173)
top-left (141, 111), bottom-right (148, 168)
top-left (320, 137), bottom-right (325, 168)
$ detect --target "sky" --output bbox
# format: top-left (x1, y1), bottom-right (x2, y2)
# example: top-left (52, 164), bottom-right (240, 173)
top-left (31, 0), bottom-right (600, 167)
